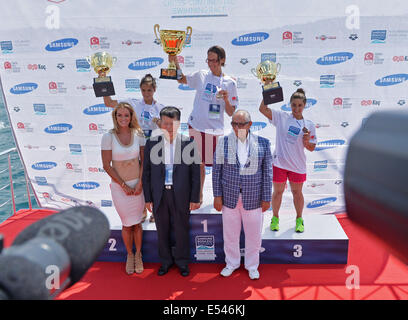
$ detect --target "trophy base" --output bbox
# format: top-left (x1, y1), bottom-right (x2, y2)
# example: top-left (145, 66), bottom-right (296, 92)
top-left (93, 76), bottom-right (115, 97)
top-left (160, 68), bottom-right (180, 80)
top-left (263, 82), bottom-right (283, 105)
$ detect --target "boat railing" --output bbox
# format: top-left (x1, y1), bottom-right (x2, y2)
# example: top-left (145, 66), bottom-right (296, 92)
top-left (0, 147), bottom-right (32, 216)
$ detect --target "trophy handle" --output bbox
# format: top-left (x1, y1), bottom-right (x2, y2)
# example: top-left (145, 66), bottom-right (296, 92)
top-left (112, 57), bottom-right (117, 65)
top-left (186, 26), bottom-right (192, 40)
top-left (276, 63), bottom-right (281, 74)
top-left (86, 56), bottom-right (91, 65)
top-left (154, 24), bottom-right (161, 43)
top-left (251, 68), bottom-right (258, 78)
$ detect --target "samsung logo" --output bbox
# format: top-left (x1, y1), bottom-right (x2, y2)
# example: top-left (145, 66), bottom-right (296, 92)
top-left (10, 82), bottom-right (38, 94)
top-left (128, 57), bottom-right (163, 70)
top-left (73, 181), bottom-right (100, 190)
top-left (178, 84), bottom-right (195, 90)
top-left (45, 38), bottom-right (78, 51)
top-left (250, 122), bottom-right (267, 132)
top-left (375, 74), bottom-right (408, 86)
top-left (32, 161), bottom-right (57, 170)
top-left (315, 139), bottom-right (345, 151)
top-left (307, 197), bottom-right (337, 208)
top-left (232, 32), bottom-right (269, 46)
top-left (44, 123), bottom-right (72, 134)
top-left (281, 98), bottom-right (317, 111)
top-left (316, 52), bottom-right (353, 65)
top-left (83, 104), bottom-right (112, 115)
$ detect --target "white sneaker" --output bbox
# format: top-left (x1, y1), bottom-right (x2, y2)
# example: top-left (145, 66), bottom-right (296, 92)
top-left (248, 269), bottom-right (260, 280)
top-left (220, 267), bottom-right (236, 277)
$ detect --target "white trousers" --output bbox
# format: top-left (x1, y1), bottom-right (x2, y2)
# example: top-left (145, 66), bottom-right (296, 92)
top-left (222, 195), bottom-right (263, 271)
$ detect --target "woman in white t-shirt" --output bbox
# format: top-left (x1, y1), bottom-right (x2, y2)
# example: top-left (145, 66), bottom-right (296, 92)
top-left (169, 46), bottom-right (238, 202)
top-left (101, 102), bottom-right (146, 275)
top-left (103, 74), bottom-right (164, 223)
top-left (259, 88), bottom-right (317, 233)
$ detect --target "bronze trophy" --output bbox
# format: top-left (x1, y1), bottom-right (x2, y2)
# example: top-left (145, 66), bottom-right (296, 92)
top-left (154, 24), bottom-right (192, 79)
top-left (251, 60), bottom-right (283, 105)
top-left (87, 52), bottom-right (117, 97)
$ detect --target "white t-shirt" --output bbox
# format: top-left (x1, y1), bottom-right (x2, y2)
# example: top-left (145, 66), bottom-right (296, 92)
top-left (186, 70), bottom-right (238, 134)
top-left (119, 98), bottom-right (165, 138)
top-left (269, 109), bottom-right (317, 174)
top-left (101, 130), bottom-right (145, 161)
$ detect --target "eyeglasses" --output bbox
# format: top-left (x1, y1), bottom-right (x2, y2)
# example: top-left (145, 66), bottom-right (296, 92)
top-left (206, 58), bottom-right (219, 63)
top-left (231, 121), bottom-right (249, 128)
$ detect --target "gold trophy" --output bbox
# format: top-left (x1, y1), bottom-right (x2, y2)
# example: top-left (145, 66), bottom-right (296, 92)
top-left (154, 24), bottom-right (192, 80)
top-left (87, 52), bottom-right (117, 97)
top-left (251, 60), bottom-right (283, 105)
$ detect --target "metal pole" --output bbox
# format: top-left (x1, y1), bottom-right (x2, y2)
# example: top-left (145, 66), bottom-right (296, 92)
top-left (7, 154), bottom-right (16, 215)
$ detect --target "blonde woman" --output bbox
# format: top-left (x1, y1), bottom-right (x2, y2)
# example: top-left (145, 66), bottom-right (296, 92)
top-left (101, 102), bottom-right (146, 274)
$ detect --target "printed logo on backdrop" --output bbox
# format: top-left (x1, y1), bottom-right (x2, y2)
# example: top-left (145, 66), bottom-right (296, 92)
top-left (76, 59), bottom-right (91, 72)
top-left (56, 63), bottom-right (65, 70)
top-left (397, 100), bottom-right (406, 106)
top-left (83, 104), bottom-right (111, 115)
top-left (281, 99), bottom-right (317, 111)
top-left (261, 53), bottom-right (276, 62)
top-left (27, 64), bottom-right (46, 71)
top-left (361, 100), bottom-right (380, 106)
top-left (240, 58), bottom-right (249, 65)
top-left (341, 122), bottom-right (349, 128)
top-left (231, 32), bottom-right (269, 46)
top-left (179, 55), bottom-right (195, 68)
top-left (364, 52), bottom-right (384, 65)
top-left (4, 61), bottom-right (21, 73)
top-left (178, 84), bottom-right (194, 91)
top-left (33, 103), bottom-right (64, 115)
top-left (316, 52), bottom-right (353, 65)
top-left (66, 162), bottom-right (82, 173)
top-left (320, 75), bottom-right (335, 88)
top-left (45, 38), bottom-right (78, 51)
top-left (76, 84), bottom-right (93, 92)
top-left (282, 31), bottom-right (304, 45)
top-left (371, 30), bottom-right (387, 43)
top-left (307, 197), bottom-right (337, 209)
top-left (293, 80), bottom-right (302, 87)
top-left (48, 81), bottom-right (67, 94)
top-left (125, 79), bottom-right (140, 92)
top-left (128, 57), bottom-right (163, 70)
top-left (348, 34), bottom-right (358, 41)
top-left (88, 123), bottom-right (108, 135)
top-left (69, 144), bottom-right (82, 155)
top-left (1, 41), bottom-right (13, 54)
top-left (315, 139), bottom-right (345, 151)
top-left (236, 78), bottom-right (247, 90)
top-left (250, 122), bottom-right (266, 132)
top-left (73, 182), bottom-right (100, 190)
top-left (90, 37), bottom-right (110, 50)
top-left (315, 123), bottom-right (330, 129)
top-left (101, 200), bottom-right (113, 207)
top-left (307, 182), bottom-right (325, 189)
top-left (315, 35), bottom-right (336, 41)
top-left (17, 122), bottom-right (33, 133)
top-left (88, 167), bottom-right (106, 174)
top-left (32, 162), bottom-right (57, 170)
top-left (333, 98), bottom-right (352, 110)
top-left (10, 83), bottom-right (38, 94)
top-left (375, 74), bottom-right (408, 86)
top-left (194, 236), bottom-right (216, 261)
top-left (44, 123), bottom-right (72, 134)
top-left (35, 176), bottom-right (48, 186)
top-left (121, 40), bottom-right (142, 46)
top-left (392, 56), bottom-right (408, 63)
top-left (313, 160), bottom-right (328, 172)
top-left (165, 0), bottom-right (229, 18)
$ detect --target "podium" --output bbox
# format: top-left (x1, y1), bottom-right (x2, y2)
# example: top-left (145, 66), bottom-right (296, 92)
top-left (97, 212), bottom-right (348, 264)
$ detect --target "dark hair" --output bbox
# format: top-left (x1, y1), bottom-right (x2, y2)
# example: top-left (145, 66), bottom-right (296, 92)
top-left (207, 45), bottom-right (226, 66)
top-left (290, 88), bottom-right (307, 104)
top-left (140, 73), bottom-right (157, 90)
top-left (160, 106), bottom-right (181, 121)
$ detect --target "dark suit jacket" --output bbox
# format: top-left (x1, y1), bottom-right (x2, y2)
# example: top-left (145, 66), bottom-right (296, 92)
top-left (142, 134), bottom-right (201, 214)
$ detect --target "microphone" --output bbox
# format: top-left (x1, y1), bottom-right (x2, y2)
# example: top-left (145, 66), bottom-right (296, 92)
top-left (0, 206), bottom-right (110, 299)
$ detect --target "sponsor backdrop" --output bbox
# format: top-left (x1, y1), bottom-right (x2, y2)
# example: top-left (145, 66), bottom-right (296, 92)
top-left (1, 0), bottom-right (408, 228)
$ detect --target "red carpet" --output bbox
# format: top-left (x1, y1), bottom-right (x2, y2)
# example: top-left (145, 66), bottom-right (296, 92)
top-left (1, 210), bottom-right (408, 300)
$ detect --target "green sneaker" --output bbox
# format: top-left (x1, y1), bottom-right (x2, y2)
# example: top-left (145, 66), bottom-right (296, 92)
top-left (295, 217), bottom-right (304, 233)
top-left (270, 216), bottom-right (279, 231)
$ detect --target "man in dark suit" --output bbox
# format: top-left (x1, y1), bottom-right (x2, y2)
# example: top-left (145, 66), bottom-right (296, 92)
top-left (143, 106), bottom-right (201, 277)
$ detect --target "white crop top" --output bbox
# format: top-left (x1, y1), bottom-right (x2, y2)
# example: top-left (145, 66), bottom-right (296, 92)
top-left (101, 130), bottom-right (146, 161)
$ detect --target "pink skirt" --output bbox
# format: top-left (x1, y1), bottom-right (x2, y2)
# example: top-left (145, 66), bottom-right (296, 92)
top-left (110, 179), bottom-right (145, 227)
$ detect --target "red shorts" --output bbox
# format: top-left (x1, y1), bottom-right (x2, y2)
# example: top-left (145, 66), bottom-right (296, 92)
top-left (188, 125), bottom-right (218, 166)
top-left (273, 165), bottom-right (306, 183)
